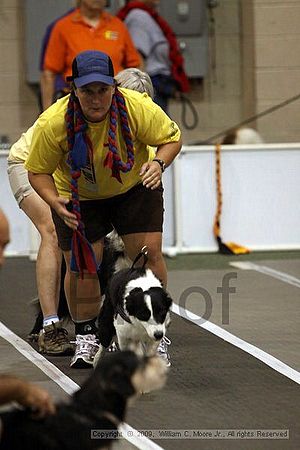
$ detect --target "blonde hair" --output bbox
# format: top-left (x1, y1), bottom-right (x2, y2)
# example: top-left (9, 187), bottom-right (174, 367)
top-left (115, 68), bottom-right (154, 99)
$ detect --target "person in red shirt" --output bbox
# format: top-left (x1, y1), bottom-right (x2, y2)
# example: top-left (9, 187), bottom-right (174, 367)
top-left (117, 0), bottom-right (189, 113)
top-left (41, 0), bottom-right (141, 110)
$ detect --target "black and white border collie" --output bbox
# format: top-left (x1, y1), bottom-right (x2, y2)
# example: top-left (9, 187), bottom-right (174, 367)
top-left (0, 351), bottom-right (167, 450)
top-left (94, 249), bottom-right (172, 367)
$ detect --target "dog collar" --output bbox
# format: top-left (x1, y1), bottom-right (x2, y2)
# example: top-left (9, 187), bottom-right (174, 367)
top-left (116, 304), bottom-right (132, 324)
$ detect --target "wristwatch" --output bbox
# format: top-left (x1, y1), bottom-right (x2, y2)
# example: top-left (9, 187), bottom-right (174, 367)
top-left (153, 158), bottom-right (166, 173)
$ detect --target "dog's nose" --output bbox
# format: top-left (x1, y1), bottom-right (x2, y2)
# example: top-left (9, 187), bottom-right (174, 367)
top-left (154, 331), bottom-right (163, 341)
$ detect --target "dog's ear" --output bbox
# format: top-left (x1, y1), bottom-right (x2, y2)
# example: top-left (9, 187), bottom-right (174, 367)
top-left (164, 291), bottom-right (173, 309)
top-left (126, 288), bottom-right (151, 321)
top-left (126, 288), bottom-right (144, 316)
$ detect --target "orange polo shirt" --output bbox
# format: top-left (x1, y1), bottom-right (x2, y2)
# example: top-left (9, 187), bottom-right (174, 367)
top-left (43, 9), bottom-right (140, 78)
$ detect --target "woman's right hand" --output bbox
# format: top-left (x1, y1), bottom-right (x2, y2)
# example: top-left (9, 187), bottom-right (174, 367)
top-left (27, 173), bottom-right (78, 229)
top-left (54, 197), bottom-right (79, 230)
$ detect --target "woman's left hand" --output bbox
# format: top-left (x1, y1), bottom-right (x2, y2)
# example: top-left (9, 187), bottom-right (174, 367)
top-left (140, 161), bottom-right (162, 190)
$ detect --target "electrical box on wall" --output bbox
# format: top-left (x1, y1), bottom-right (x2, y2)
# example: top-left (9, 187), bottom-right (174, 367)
top-left (158, 0), bottom-right (209, 78)
top-left (24, 0), bottom-right (117, 84)
top-left (177, 35), bottom-right (208, 78)
top-left (159, 0), bottom-right (207, 36)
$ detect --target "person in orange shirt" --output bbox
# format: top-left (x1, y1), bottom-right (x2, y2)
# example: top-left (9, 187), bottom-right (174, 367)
top-left (41, 0), bottom-right (141, 110)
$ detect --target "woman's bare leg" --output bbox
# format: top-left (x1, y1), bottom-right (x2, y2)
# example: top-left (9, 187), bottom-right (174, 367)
top-left (21, 193), bottom-right (61, 317)
top-left (62, 239), bottom-right (104, 321)
top-left (121, 231), bottom-right (167, 287)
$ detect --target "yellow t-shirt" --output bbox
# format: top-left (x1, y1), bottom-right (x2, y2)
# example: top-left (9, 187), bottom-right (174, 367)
top-left (8, 123), bottom-right (36, 163)
top-left (8, 116), bottom-right (156, 164)
top-left (25, 89), bottom-right (180, 200)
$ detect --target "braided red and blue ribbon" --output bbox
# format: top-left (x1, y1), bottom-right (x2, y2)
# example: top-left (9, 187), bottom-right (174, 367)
top-left (103, 89), bottom-right (134, 182)
top-left (65, 89), bottom-right (134, 277)
top-left (66, 92), bottom-right (98, 278)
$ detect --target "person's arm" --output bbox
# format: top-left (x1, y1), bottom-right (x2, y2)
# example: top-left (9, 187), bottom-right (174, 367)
top-left (28, 172), bottom-right (78, 229)
top-left (154, 139), bottom-right (182, 169)
top-left (124, 10), bottom-right (152, 68)
top-left (0, 375), bottom-right (55, 417)
top-left (135, 96), bottom-right (182, 189)
top-left (40, 70), bottom-right (56, 111)
top-left (140, 138), bottom-right (182, 190)
top-left (121, 21), bottom-right (143, 69)
top-left (26, 121), bottom-right (78, 229)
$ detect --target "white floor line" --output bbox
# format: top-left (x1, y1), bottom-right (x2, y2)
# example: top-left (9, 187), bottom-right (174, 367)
top-left (0, 321), bottom-right (163, 450)
top-left (229, 261), bottom-right (300, 288)
top-left (171, 303), bottom-right (300, 385)
top-left (0, 322), bottom-right (78, 395)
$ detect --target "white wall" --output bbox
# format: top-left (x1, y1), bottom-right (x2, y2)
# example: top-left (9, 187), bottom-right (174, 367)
top-left (163, 143), bottom-right (300, 254)
top-left (0, 153), bottom-right (31, 256)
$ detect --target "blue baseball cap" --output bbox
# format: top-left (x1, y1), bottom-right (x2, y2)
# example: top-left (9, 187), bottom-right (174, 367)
top-left (67, 50), bottom-right (115, 87)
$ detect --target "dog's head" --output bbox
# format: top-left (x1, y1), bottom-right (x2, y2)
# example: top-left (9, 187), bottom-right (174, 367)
top-left (75, 351), bottom-right (167, 404)
top-left (125, 283), bottom-right (172, 341)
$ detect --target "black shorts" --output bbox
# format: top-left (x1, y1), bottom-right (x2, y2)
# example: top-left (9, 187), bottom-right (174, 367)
top-left (51, 183), bottom-right (164, 251)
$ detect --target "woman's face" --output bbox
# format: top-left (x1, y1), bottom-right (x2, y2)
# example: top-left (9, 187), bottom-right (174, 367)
top-left (79, 0), bottom-right (106, 12)
top-left (75, 82), bottom-right (115, 122)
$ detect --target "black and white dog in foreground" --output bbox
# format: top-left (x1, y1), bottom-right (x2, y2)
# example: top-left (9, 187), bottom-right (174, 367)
top-left (94, 248), bottom-right (172, 367)
top-left (0, 351), bottom-right (167, 450)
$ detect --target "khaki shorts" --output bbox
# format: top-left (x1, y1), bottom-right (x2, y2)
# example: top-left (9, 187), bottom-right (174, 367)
top-left (52, 183), bottom-right (164, 251)
top-left (7, 162), bottom-right (33, 206)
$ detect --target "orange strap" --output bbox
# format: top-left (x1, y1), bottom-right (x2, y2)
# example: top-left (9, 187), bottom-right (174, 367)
top-left (213, 143), bottom-right (250, 254)
top-left (213, 143), bottom-right (222, 239)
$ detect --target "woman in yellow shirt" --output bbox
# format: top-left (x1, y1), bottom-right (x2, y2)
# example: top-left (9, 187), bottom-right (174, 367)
top-left (7, 66), bottom-right (156, 358)
top-left (26, 51), bottom-right (182, 368)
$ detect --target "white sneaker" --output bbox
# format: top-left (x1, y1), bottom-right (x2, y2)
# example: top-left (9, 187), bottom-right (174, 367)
top-left (157, 336), bottom-right (171, 367)
top-left (70, 334), bottom-right (99, 368)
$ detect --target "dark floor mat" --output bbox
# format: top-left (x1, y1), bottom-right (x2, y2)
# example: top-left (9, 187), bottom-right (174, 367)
top-left (1, 258), bottom-right (299, 450)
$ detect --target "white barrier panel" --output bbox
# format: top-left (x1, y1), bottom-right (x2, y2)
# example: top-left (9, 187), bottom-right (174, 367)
top-left (1, 144), bottom-right (300, 257)
top-left (0, 153), bottom-right (32, 256)
top-left (163, 144), bottom-right (300, 254)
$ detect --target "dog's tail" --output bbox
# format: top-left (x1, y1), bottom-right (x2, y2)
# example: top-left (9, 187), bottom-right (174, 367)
top-left (130, 246), bottom-right (148, 271)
